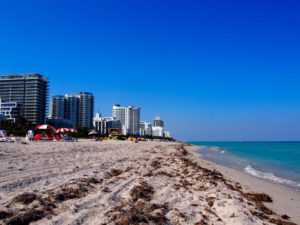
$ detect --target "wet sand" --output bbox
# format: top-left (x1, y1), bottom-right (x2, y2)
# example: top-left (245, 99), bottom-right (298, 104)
top-left (0, 140), bottom-right (298, 224)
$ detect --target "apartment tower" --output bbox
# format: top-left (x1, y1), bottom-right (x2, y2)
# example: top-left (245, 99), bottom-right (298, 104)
top-left (112, 104), bottom-right (140, 135)
top-left (49, 95), bottom-right (65, 119)
top-left (0, 74), bottom-right (49, 124)
top-left (49, 92), bottom-right (94, 129)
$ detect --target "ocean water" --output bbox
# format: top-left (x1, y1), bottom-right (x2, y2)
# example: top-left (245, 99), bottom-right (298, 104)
top-left (188, 142), bottom-right (300, 190)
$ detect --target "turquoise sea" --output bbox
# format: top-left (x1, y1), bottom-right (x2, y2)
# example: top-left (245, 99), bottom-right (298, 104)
top-left (188, 142), bottom-right (300, 190)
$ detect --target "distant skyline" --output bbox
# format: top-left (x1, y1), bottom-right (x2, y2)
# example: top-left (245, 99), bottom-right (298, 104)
top-left (1, 0), bottom-right (300, 141)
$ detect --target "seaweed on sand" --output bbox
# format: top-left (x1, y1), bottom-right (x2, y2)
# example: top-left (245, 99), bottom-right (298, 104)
top-left (11, 192), bottom-right (39, 205)
top-left (2, 176), bottom-right (101, 225)
top-left (106, 181), bottom-right (169, 225)
top-left (112, 206), bottom-right (168, 225)
top-left (108, 201), bottom-right (169, 225)
top-left (268, 218), bottom-right (297, 225)
top-left (6, 209), bottom-right (50, 225)
top-left (130, 182), bottom-right (154, 202)
top-left (150, 160), bottom-right (161, 169)
top-left (109, 169), bottom-right (123, 177)
top-left (0, 210), bottom-right (13, 220)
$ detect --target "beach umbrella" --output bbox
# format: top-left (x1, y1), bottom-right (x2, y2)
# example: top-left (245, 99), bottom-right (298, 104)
top-left (68, 128), bottom-right (78, 133)
top-left (36, 124), bottom-right (56, 131)
top-left (54, 128), bottom-right (69, 134)
top-left (88, 131), bottom-right (98, 135)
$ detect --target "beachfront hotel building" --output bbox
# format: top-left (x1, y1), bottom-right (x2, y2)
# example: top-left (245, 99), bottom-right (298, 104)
top-left (48, 92), bottom-right (94, 129)
top-left (112, 104), bottom-right (140, 135)
top-left (151, 116), bottom-right (172, 138)
top-left (93, 113), bottom-right (121, 135)
top-left (139, 121), bottom-right (152, 136)
top-left (0, 74), bottom-right (49, 124)
top-left (152, 115), bottom-right (164, 137)
top-left (49, 95), bottom-right (65, 119)
top-left (64, 94), bottom-right (80, 127)
top-left (164, 131), bottom-right (172, 138)
top-left (78, 92), bottom-right (94, 129)
top-left (153, 116), bottom-right (164, 127)
top-left (152, 126), bottom-right (164, 137)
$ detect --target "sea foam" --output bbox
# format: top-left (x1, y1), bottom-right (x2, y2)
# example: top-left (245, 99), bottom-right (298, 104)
top-left (244, 165), bottom-right (300, 189)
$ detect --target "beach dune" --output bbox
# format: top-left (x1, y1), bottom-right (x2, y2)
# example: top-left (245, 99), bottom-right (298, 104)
top-left (0, 140), bottom-right (299, 224)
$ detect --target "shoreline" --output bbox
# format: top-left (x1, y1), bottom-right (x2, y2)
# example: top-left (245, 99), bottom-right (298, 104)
top-left (187, 144), bottom-right (300, 224)
top-left (195, 145), bottom-right (300, 191)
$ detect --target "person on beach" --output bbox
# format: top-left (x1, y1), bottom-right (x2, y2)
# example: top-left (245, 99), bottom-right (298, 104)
top-left (26, 130), bottom-right (34, 142)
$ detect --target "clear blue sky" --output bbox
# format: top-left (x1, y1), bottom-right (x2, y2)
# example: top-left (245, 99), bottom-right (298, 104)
top-left (0, 0), bottom-right (300, 141)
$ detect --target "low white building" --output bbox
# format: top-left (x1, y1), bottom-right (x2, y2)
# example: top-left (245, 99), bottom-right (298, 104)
top-left (139, 121), bottom-right (152, 136)
top-left (93, 113), bottom-right (121, 135)
top-left (152, 126), bottom-right (164, 137)
top-left (164, 131), bottom-right (172, 138)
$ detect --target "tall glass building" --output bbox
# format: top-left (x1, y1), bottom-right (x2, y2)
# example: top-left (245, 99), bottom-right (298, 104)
top-left (78, 92), bottom-right (94, 129)
top-left (49, 95), bottom-right (65, 119)
top-left (49, 92), bottom-right (94, 129)
top-left (0, 74), bottom-right (49, 124)
top-left (64, 94), bottom-right (80, 128)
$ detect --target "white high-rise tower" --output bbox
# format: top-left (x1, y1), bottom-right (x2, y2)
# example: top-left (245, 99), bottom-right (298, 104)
top-left (112, 104), bottom-right (140, 135)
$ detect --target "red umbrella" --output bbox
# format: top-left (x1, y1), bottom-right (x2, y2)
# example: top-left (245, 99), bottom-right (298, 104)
top-left (68, 128), bottom-right (78, 133)
top-left (88, 131), bottom-right (98, 135)
top-left (36, 124), bottom-right (56, 131)
top-left (54, 128), bottom-right (69, 134)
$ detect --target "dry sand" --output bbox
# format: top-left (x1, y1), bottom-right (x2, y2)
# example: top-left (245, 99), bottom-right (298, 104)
top-left (0, 140), bottom-right (299, 225)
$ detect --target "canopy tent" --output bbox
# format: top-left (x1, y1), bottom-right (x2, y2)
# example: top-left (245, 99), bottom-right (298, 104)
top-left (54, 128), bottom-right (69, 134)
top-left (68, 128), bottom-right (78, 133)
top-left (88, 131), bottom-right (98, 135)
top-left (36, 124), bottom-right (56, 131)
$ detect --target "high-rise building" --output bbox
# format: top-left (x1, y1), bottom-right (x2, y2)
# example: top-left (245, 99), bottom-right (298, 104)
top-left (78, 92), bottom-right (94, 129)
top-left (48, 92), bottom-right (94, 129)
top-left (0, 74), bottom-right (49, 124)
top-left (112, 104), bottom-right (140, 135)
top-left (49, 95), bottom-right (65, 119)
top-left (153, 116), bottom-right (164, 127)
top-left (64, 94), bottom-right (80, 128)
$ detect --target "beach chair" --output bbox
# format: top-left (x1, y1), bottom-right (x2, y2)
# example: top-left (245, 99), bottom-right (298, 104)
top-left (63, 135), bottom-right (69, 140)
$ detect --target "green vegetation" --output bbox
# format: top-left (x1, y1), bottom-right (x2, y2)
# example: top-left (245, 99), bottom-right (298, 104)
top-left (0, 116), bottom-right (36, 136)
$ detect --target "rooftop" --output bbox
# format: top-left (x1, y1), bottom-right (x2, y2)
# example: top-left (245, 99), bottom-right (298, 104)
top-left (0, 73), bottom-right (49, 81)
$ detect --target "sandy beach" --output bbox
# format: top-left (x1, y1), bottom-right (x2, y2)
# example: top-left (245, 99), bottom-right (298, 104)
top-left (0, 140), bottom-right (299, 225)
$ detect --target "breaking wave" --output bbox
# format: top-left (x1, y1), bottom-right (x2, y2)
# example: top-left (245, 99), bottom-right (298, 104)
top-left (210, 147), bottom-right (225, 154)
top-left (244, 165), bottom-right (300, 189)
